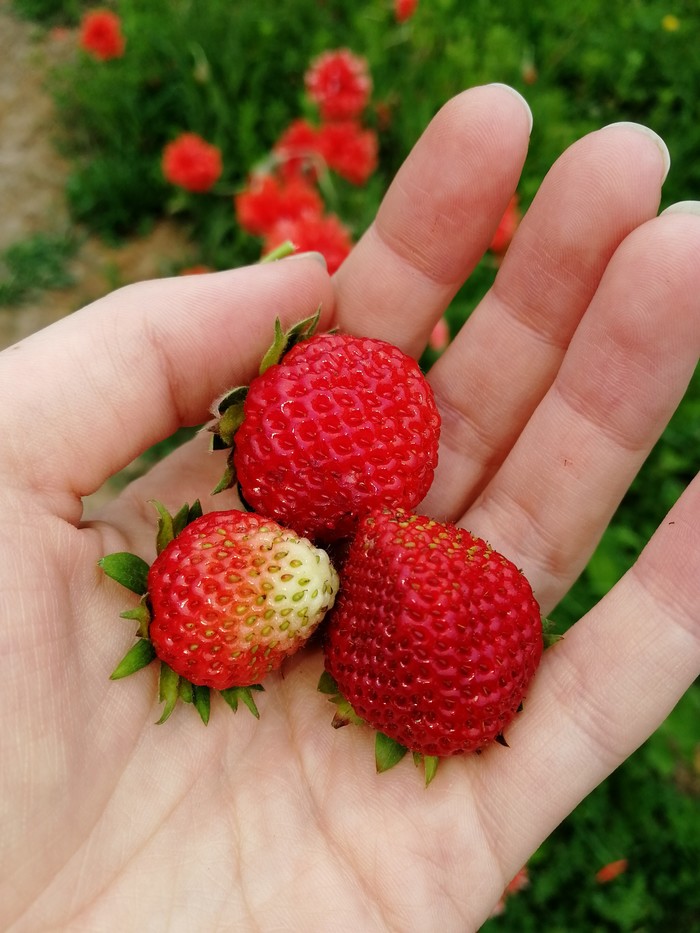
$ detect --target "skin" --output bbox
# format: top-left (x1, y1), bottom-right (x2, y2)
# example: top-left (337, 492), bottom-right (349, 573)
top-left (1, 85), bottom-right (699, 931)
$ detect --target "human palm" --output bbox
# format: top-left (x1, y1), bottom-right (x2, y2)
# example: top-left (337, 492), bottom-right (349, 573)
top-left (2, 86), bottom-right (699, 932)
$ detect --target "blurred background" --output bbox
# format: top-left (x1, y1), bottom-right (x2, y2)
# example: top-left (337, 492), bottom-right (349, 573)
top-left (1, 0), bottom-right (698, 927)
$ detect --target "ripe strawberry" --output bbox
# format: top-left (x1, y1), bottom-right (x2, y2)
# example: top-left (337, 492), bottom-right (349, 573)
top-left (208, 315), bottom-right (440, 542)
top-left (322, 508), bottom-right (543, 777)
top-left (100, 501), bottom-right (338, 722)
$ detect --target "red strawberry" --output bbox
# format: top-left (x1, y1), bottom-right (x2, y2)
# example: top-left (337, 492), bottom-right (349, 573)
top-left (322, 508), bottom-right (543, 776)
top-left (100, 501), bottom-right (338, 722)
top-left (209, 315), bottom-right (440, 542)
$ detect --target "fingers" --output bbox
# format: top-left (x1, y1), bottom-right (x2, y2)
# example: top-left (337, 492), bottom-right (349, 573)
top-left (332, 84), bottom-right (532, 356)
top-left (471, 470), bottom-right (700, 886)
top-left (463, 209), bottom-right (700, 610)
top-left (0, 257), bottom-right (334, 514)
top-left (422, 122), bottom-right (670, 521)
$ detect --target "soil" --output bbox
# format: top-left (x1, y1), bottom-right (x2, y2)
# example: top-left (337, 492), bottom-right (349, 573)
top-left (0, 2), bottom-right (192, 351)
top-left (0, 2), bottom-right (195, 509)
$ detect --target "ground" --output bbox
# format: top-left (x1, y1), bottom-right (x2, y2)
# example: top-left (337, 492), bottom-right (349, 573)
top-left (0, 1), bottom-right (192, 351)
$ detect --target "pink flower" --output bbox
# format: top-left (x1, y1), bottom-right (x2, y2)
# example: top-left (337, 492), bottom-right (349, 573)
top-left (79, 9), bottom-right (126, 61)
top-left (305, 49), bottom-right (372, 121)
top-left (162, 133), bottom-right (223, 193)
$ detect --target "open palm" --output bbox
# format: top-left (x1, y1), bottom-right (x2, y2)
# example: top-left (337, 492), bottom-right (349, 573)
top-left (2, 86), bottom-right (699, 932)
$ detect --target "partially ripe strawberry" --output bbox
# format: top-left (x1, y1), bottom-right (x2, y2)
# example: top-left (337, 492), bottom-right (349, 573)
top-left (149, 509), bottom-right (338, 688)
top-left (100, 501), bottom-right (338, 722)
top-left (322, 509), bottom-right (543, 770)
top-left (209, 316), bottom-right (440, 542)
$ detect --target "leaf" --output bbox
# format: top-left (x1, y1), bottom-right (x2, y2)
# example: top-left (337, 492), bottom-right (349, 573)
top-left (156, 662), bottom-right (180, 724)
top-left (99, 552), bottom-right (150, 595)
top-left (187, 500), bottom-right (203, 524)
top-left (375, 732), bottom-right (409, 773)
top-left (151, 500), bottom-right (177, 554)
top-left (192, 685), bottom-right (211, 725)
top-left (110, 638), bottom-right (156, 679)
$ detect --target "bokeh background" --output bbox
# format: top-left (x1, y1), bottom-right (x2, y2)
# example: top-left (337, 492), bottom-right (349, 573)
top-left (1, 1), bottom-right (698, 928)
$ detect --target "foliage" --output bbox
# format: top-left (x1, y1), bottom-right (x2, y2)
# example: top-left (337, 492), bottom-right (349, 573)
top-left (0, 231), bottom-right (78, 305)
top-left (7, 0), bottom-right (700, 926)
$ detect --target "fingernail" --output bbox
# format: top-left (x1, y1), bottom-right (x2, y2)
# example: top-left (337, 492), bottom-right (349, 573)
top-left (286, 250), bottom-right (328, 269)
top-left (488, 83), bottom-right (533, 135)
top-left (605, 122), bottom-right (671, 183)
top-left (661, 200), bottom-right (700, 216)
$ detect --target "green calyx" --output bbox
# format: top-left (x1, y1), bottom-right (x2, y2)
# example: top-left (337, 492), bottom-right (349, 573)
top-left (317, 672), bottom-right (441, 787)
top-left (205, 309), bottom-right (323, 496)
top-left (98, 499), bottom-right (263, 725)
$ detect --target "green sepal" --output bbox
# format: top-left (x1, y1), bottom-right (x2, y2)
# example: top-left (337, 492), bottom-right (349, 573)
top-left (110, 638), bottom-right (156, 680)
top-left (413, 752), bottom-right (440, 785)
top-left (156, 662), bottom-right (180, 724)
top-left (207, 385), bottom-right (249, 449)
top-left (423, 756), bottom-right (440, 786)
top-left (151, 499), bottom-right (202, 554)
top-left (542, 616), bottom-right (564, 649)
top-left (98, 552), bottom-right (150, 596)
top-left (192, 685), bottom-right (211, 725)
top-left (317, 670), bottom-right (340, 695)
top-left (317, 672), bottom-right (364, 727)
top-left (178, 679), bottom-right (194, 704)
top-left (220, 684), bottom-right (263, 719)
top-left (375, 732), bottom-right (409, 773)
top-left (258, 317), bottom-right (287, 374)
top-left (120, 599), bottom-right (151, 639)
top-left (211, 456), bottom-right (237, 495)
top-left (258, 309), bottom-right (322, 375)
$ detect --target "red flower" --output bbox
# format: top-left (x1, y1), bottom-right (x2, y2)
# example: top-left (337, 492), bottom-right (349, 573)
top-left (162, 133), bottom-right (223, 193)
top-left (305, 49), bottom-right (372, 121)
top-left (395, 0), bottom-right (418, 22)
top-left (428, 317), bottom-right (450, 352)
top-left (595, 859), bottom-right (629, 884)
top-left (235, 174), bottom-right (323, 237)
top-left (263, 213), bottom-right (352, 274)
top-left (79, 9), bottom-right (126, 61)
top-left (274, 119), bottom-right (322, 181)
top-left (489, 866), bottom-right (529, 917)
top-left (179, 265), bottom-right (214, 275)
top-left (489, 194), bottom-right (521, 254)
top-left (317, 122), bottom-right (378, 185)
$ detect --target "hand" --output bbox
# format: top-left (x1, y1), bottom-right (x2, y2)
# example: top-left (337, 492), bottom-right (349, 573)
top-left (1, 85), bottom-right (698, 932)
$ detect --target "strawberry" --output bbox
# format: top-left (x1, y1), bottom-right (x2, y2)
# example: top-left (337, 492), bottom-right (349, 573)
top-left (100, 501), bottom-right (339, 722)
top-left (208, 314), bottom-right (440, 542)
top-left (321, 508), bottom-right (543, 780)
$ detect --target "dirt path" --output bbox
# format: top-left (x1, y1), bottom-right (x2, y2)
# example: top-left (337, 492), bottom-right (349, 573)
top-left (0, 2), bottom-right (192, 350)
